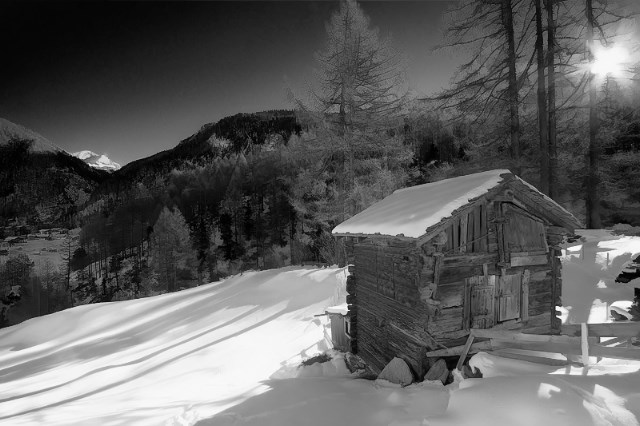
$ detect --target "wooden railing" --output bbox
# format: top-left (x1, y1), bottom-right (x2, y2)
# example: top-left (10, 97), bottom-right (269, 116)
top-left (454, 322), bottom-right (640, 370)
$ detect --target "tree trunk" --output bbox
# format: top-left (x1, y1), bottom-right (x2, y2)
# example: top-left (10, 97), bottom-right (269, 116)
top-left (535, 0), bottom-right (549, 195)
top-left (502, 0), bottom-right (521, 174)
top-left (585, 0), bottom-right (601, 228)
top-left (546, 0), bottom-right (558, 199)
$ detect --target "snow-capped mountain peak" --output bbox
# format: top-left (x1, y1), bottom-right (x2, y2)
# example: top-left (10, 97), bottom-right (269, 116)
top-left (72, 150), bottom-right (121, 171)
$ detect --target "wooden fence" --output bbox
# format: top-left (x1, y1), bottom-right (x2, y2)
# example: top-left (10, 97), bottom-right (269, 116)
top-left (451, 322), bottom-right (640, 370)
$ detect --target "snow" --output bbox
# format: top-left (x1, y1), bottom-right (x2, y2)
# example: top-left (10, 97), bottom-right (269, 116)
top-left (561, 229), bottom-right (640, 324)
top-left (332, 169), bottom-right (511, 238)
top-left (3, 239), bottom-right (640, 425)
top-left (72, 150), bottom-right (121, 171)
top-left (0, 266), bottom-right (344, 425)
top-left (326, 303), bottom-right (349, 315)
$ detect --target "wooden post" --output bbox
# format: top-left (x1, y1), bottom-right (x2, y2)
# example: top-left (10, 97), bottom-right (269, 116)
top-left (581, 323), bottom-right (589, 366)
top-left (521, 269), bottom-right (530, 322)
top-left (463, 279), bottom-right (471, 330)
top-left (433, 253), bottom-right (443, 297)
top-left (457, 330), bottom-right (475, 371)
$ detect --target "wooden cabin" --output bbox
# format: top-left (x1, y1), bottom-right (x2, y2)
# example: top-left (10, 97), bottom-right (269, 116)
top-left (332, 170), bottom-right (582, 378)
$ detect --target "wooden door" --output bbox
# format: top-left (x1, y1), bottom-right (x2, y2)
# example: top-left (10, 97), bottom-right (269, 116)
top-left (498, 273), bottom-right (521, 321)
top-left (502, 204), bottom-right (548, 253)
top-left (464, 275), bottom-right (496, 329)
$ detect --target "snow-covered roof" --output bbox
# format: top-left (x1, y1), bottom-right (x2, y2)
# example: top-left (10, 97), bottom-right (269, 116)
top-left (332, 169), bottom-right (582, 239)
top-left (326, 303), bottom-right (349, 316)
top-left (333, 169), bottom-right (510, 239)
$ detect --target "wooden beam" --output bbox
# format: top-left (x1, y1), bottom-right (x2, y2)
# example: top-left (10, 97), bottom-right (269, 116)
top-left (456, 333), bottom-right (476, 370)
top-left (491, 350), bottom-right (570, 366)
top-left (490, 340), bottom-right (583, 355)
top-left (463, 279), bottom-right (471, 330)
top-left (510, 255), bottom-right (549, 267)
top-left (443, 253), bottom-right (499, 267)
top-left (561, 322), bottom-right (640, 338)
top-left (588, 344), bottom-right (640, 361)
top-left (433, 253), bottom-right (443, 292)
top-left (425, 340), bottom-right (492, 358)
top-left (581, 323), bottom-right (590, 366)
top-left (471, 329), bottom-right (593, 344)
top-left (521, 269), bottom-right (530, 322)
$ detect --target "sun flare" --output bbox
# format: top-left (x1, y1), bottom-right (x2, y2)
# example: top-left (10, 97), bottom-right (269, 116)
top-left (591, 45), bottom-right (630, 77)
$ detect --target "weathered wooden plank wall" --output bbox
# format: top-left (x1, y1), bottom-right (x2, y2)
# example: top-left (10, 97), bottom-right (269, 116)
top-left (348, 188), bottom-right (571, 378)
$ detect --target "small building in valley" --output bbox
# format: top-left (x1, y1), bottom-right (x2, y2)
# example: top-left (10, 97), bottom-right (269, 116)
top-left (332, 169), bottom-right (582, 378)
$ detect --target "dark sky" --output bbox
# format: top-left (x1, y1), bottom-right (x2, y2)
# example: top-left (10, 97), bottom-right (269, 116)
top-left (0, 1), bottom-right (458, 166)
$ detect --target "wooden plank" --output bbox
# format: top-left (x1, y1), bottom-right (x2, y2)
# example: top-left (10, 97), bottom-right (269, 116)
top-left (521, 269), bottom-right (530, 322)
top-left (478, 203), bottom-right (487, 252)
top-left (510, 254), bottom-right (549, 267)
top-left (439, 265), bottom-right (485, 285)
top-left (588, 345), bottom-right (640, 361)
top-left (561, 322), bottom-right (640, 338)
top-left (443, 253), bottom-right (499, 267)
top-left (388, 322), bottom-right (433, 348)
top-left (463, 279), bottom-right (471, 330)
top-left (473, 206), bottom-right (481, 253)
top-left (550, 254), bottom-right (560, 332)
top-left (491, 340), bottom-right (583, 355)
top-left (456, 333), bottom-right (475, 370)
top-left (433, 254), bottom-right (443, 291)
top-left (445, 224), bottom-right (453, 252)
top-left (511, 250), bottom-right (549, 257)
top-left (459, 214), bottom-right (468, 254)
top-left (495, 218), bottom-right (506, 264)
top-left (581, 323), bottom-right (589, 366)
top-left (471, 329), bottom-right (590, 344)
top-left (491, 349), bottom-right (570, 366)
top-left (452, 217), bottom-right (459, 252)
top-left (426, 340), bottom-right (492, 358)
top-left (467, 211), bottom-right (474, 252)
top-left (498, 274), bottom-right (521, 321)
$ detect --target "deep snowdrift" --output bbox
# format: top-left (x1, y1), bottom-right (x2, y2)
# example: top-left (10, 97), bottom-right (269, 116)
top-left (0, 267), bottom-right (346, 425)
top-left (2, 230), bottom-right (640, 426)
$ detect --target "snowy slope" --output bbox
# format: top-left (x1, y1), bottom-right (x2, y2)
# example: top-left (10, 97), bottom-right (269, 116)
top-left (0, 267), bottom-right (345, 425)
top-left (561, 229), bottom-right (640, 324)
top-left (72, 150), bottom-right (121, 171)
top-left (2, 260), bottom-right (640, 426)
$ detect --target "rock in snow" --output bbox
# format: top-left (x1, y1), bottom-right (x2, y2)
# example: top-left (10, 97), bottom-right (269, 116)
top-left (377, 357), bottom-right (414, 386)
top-left (424, 358), bottom-right (450, 384)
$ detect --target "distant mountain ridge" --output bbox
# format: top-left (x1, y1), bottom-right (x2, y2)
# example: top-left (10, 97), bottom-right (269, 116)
top-left (101, 110), bottom-right (301, 187)
top-left (72, 150), bottom-right (121, 171)
top-left (0, 118), bottom-right (107, 227)
top-left (0, 118), bottom-right (65, 153)
top-left (1, 111), bottom-right (301, 226)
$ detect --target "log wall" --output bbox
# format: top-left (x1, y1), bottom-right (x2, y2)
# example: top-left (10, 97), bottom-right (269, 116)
top-left (347, 189), bottom-right (570, 378)
top-left (351, 238), bottom-right (433, 376)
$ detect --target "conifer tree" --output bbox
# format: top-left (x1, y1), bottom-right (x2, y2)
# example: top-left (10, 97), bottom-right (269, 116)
top-left (292, 0), bottom-right (410, 234)
top-left (150, 206), bottom-right (196, 292)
